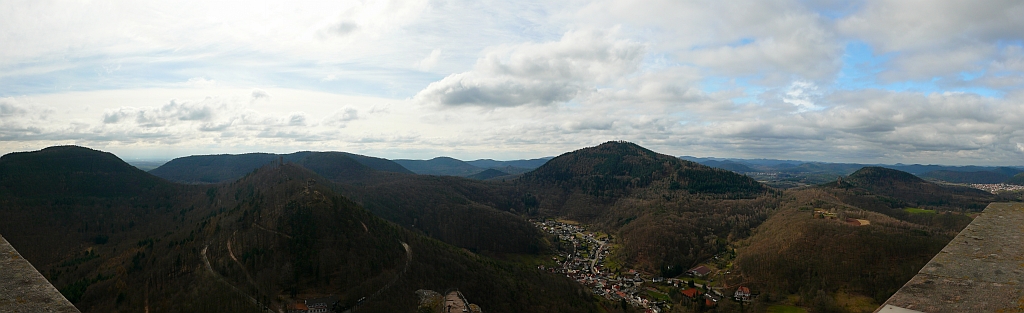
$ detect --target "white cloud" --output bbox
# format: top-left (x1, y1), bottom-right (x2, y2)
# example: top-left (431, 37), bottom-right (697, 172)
top-left (416, 73), bottom-right (578, 107)
top-left (102, 98), bottom-right (221, 127)
top-left (2, 1), bottom-right (1024, 165)
top-left (0, 98), bottom-right (27, 117)
top-left (783, 81), bottom-right (822, 111)
top-left (322, 107), bottom-right (359, 127)
top-left (415, 30), bottom-right (645, 107)
top-left (416, 49), bottom-right (442, 71)
top-left (317, 0), bottom-right (429, 40)
top-left (287, 112), bottom-right (307, 126)
top-left (839, 0), bottom-right (1024, 82)
top-left (369, 104), bottom-right (390, 114)
top-left (573, 0), bottom-right (843, 81)
top-left (251, 89), bottom-right (271, 101)
top-left (562, 119), bottom-right (615, 132)
top-left (839, 0), bottom-right (1024, 53)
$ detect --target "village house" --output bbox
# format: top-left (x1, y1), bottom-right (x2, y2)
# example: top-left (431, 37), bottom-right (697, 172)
top-left (686, 265), bottom-right (712, 277)
top-left (287, 296), bottom-right (338, 313)
top-left (705, 298), bottom-right (717, 307)
top-left (681, 288), bottom-right (700, 299)
top-left (734, 286), bottom-right (751, 301)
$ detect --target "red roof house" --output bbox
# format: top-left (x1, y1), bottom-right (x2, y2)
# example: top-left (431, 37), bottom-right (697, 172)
top-left (681, 288), bottom-right (699, 298)
top-left (734, 286), bottom-right (752, 301)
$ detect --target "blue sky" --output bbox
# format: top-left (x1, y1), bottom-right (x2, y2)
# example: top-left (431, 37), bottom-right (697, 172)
top-left (1, 0), bottom-right (1023, 165)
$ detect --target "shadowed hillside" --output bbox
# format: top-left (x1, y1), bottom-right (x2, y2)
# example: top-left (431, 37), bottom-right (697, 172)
top-left (2, 143), bottom-right (1010, 313)
top-left (0, 146), bottom-right (174, 198)
top-left (154, 150), bottom-right (551, 257)
top-left (467, 168), bottom-right (509, 180)
top-left (833, 167), bottom-right (994, 211)
top-left (294, 152), bottom-right (378, 183)
top-left (466, 157), bottom-right (552, 170)
top-left (0, 147), bottom-right (606, 313)
top-left (150, 151), bottom-right (412, 184)
top-left (333, 172), bottom-right (548, 256)
top-left (1007, 172), bottom-right (1024, 185)
top-left (393, 157), bottom-right (483, 176)
top-left (921, 169), bottom-right (1013, 184)
top-left (522, 141), bottom-right (766, 200)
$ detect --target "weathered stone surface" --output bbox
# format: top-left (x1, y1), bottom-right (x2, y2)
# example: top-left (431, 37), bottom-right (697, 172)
top-left (877, 202), bottom-right (1024, 313)
top-left (0, 234), bottom-right (80, 313)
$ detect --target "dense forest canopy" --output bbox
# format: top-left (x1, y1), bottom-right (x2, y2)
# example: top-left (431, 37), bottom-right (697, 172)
top-left (0, 142), bottom-right (1011, 313)
top-left (0, 146), bottom-right (604, 313)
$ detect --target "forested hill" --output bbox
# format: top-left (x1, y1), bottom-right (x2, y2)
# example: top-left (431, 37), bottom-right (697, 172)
top-left (834, 166), bottom-right (994, 210)
top-left (735, 167), bottom-right (1002, 309)
top-left (845, 166), bottom-right (925, 185)
top-left (392, 157), bottom-right (482, 176)
top-left (736, 188), bottom-right (967, 308)
top-left (516, 141), bottom-right (777, 274)
top-left (466, 157), bottom-right (552, 169)
top-left (0, 145), bottom-right (174, 198)
top-left (920, 169), bottom-right (1015, 184)
top-left (149, 151), bottom-right (412, 183)
top-left (0, 147), bottom-right (604, 313)
top-left (522, 140), bottom-right (767, 197)
top-left (194, 164), bottom-right (600, 312)
top-left (1007, 172), bottom-right (1024, 185)
top-left (466, 168), bottom-right (509, 180)
top-left (293, 152), bottom-right (379, 183)
top-left (152, 149), bottom-right (552, 258)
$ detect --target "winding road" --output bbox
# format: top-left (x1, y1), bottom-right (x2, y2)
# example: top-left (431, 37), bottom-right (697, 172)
top-left (201, 245), bottom-right (273, 313)
top-left (247, 221), bottom-right (413, 312)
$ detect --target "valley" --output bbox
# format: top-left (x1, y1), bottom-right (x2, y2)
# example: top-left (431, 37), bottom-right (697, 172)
top-left (0, 142), bottom-right (1019, 313)
top-left (8, 3), bottom-right (1024, 312)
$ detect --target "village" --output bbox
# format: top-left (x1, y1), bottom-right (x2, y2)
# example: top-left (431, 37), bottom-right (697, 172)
top-left (969, 183), bottom-right (1024, 193)
top-left (533, 220), bottom-right (754, 312)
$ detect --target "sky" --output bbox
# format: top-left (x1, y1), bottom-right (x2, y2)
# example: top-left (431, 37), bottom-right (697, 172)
top-left (1, 0), bottom-right (1023, 165)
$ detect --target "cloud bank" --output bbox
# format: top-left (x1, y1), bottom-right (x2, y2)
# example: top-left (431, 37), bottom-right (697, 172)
top-left (0, 0), bottom-right (1022, 165)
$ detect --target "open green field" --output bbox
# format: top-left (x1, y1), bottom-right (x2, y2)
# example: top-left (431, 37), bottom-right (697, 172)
top-left (903, 207), bottom-right (936, 214)
top-left (767, 305), bottom-right (808, 313)
top-left (646, 290), bottom-right (671, 301)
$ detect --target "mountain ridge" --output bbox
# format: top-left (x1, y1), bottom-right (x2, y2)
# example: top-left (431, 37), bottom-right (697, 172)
top-left (392, 157), bottom-right (482, 176)
top-left (0, 147), bottom-right (605, 313)
top-left (0, 145), bottom-right (173, 198)
top-left (516, 141), bottom-right (777, 273)
top-left (150, 151), bottom-right (412, 183)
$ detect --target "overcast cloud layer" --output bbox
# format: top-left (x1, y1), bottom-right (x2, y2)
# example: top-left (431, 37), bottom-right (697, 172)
top-left (1, 0), bottom-right (1023, 165)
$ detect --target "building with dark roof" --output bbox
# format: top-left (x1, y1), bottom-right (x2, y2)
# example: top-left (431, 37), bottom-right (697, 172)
top-left (686, 265), bottom-right (712, 277)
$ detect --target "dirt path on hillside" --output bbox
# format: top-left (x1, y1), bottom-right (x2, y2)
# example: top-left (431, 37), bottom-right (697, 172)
top-left (201, 245), bottom-right (273, 313)
top-left (252, 223), bottom-right (292, 239)
top-left (345, 241), bottom-right (412, 312)
top-left (227, 231), bottom-right (259, 292)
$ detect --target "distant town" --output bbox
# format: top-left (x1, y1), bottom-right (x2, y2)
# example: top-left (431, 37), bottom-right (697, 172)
top-left (533, 220), bottom-right (752, 312)
top-left (969, 183), bottom-right (1024, 193)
